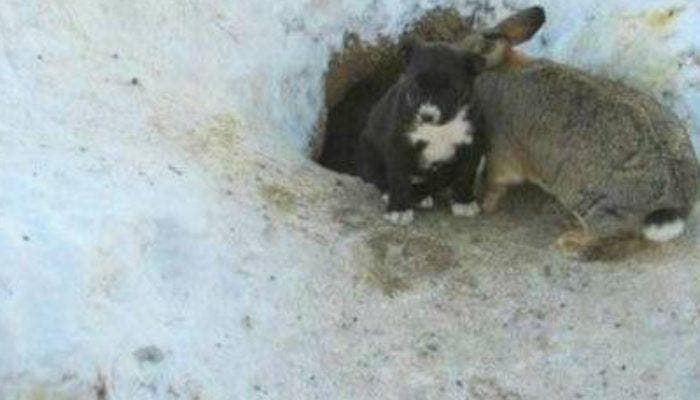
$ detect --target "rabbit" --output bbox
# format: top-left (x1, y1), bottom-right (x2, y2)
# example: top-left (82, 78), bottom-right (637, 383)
top-left (358, 40), bottom-right (487, 225)
top-left (458, 6), bottom-right (699, 259)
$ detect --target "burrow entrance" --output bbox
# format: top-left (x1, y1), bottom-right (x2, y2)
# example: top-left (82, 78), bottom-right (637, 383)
top-left (311, 7), bottom-right (491, 175)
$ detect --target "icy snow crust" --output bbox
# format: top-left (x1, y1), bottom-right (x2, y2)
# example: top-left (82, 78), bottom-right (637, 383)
top-left (1, 1), bottom-right (699, 399)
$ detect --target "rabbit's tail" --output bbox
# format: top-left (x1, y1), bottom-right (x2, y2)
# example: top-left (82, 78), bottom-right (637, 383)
top-left (643, 209), bottom-right (687, 242)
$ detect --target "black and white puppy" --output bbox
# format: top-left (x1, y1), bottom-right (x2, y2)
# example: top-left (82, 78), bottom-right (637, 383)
top-left (358, 40), bottom-right (487, 225)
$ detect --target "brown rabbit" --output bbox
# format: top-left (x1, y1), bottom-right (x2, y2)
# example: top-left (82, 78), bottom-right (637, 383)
top-left (459, 7), bottom-right (699, 259)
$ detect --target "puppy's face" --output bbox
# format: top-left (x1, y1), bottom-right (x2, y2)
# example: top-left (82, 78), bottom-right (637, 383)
top-left (401, 41), bottom-right (485, 124)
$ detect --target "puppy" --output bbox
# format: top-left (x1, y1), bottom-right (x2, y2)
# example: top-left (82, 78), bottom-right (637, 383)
top-left (358, 40), bottom-right (486, 224)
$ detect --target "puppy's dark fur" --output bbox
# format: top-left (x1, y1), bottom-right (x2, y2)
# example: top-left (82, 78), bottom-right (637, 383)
top-left (358, 40), bottom-right (487, 217)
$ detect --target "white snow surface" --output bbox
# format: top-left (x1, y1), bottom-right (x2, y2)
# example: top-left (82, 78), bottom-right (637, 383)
top-left (1, 0), bottom-right (699, 399)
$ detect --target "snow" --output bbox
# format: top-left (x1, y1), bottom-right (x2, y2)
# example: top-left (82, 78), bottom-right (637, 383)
top-left (0, 0), bottom-right (699, 399)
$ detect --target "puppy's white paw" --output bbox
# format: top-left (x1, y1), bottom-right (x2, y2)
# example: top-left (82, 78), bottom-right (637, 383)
top-left (452, 201), bottom-right (480, 217)
top-left (418, 196), bottom-right (434, 209)
top-left (381, 193), bottom-right (389, 204)
top-left (384, 209), bottom-right (414, 225)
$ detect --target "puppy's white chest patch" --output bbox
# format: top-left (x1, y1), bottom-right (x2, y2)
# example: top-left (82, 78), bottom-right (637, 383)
top-left (409, 106), bottom-right (473, 168)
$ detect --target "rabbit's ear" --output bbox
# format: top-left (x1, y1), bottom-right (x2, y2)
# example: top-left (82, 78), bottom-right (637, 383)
top-left (488, 6), bottom-right (545, 45)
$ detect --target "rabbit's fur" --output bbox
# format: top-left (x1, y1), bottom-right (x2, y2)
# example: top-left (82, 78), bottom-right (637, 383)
top-left (460, 7), bottom-right (699, 258)
top-left (358, 41), bottom-right (487, 224)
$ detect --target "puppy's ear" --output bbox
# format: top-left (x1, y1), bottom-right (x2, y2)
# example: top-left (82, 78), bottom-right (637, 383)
top-left (399, 36), bottom-right (423, 65)
top-left (463, 52), bottom-right (487, 74)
